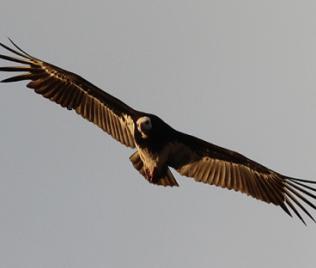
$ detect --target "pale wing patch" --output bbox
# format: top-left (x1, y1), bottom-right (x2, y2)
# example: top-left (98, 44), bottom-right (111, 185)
top-left (74, 94), bottom-right (135, 147)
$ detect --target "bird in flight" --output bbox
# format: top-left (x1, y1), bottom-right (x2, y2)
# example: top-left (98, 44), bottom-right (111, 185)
top-left (1, 39), bottom-right (316, 224)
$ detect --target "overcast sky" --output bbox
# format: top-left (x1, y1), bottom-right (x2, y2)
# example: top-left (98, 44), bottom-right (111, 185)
top-left (0, 1), bottom-right (316, 267)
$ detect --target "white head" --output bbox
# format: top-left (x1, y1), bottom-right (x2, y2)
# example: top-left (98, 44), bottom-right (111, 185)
top-left (136, 116), bottom-right (152, 138)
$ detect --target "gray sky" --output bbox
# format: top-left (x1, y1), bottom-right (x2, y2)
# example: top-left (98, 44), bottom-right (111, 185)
top-left (0, 1), bottom-right (316, 267)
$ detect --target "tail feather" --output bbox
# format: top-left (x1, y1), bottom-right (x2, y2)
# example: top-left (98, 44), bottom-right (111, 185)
top-left (129, 151), bottom-right (178, 187)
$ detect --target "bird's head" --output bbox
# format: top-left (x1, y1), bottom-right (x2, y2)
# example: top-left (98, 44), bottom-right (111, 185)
top-left (136, 116), bottom-right (152, 139)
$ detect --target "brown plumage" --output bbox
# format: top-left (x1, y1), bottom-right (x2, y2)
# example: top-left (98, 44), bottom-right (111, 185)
top-left (1, 39), bottom-right (316, 224)
top-left (0, 41), bottom-right (135, 148)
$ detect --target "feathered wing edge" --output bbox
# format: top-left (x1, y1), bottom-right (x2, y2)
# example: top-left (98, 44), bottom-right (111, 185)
top-left (281, 176), bottom-right (316, 225)
top-left (0, 39), bottom-right (136, 148)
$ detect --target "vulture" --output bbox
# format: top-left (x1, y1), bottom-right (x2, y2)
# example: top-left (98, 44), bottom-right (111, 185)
top-left (1, 39), bottom-right (316, 224)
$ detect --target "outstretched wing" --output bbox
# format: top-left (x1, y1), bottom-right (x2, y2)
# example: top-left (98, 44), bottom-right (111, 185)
top-left (0, 40), bottom-right (136, 148)
top-left (168, 131), bottom-right (316, 224)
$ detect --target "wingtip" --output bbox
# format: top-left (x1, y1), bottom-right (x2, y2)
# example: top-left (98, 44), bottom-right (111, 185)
top-left (8, 38), bottom-right (33, 58)
top-left (0, 38), bottom-right (33, 60)
top-left (8, 37), bottom-right (18, 48)
top-left (287, 176), bottom-right (316, 184)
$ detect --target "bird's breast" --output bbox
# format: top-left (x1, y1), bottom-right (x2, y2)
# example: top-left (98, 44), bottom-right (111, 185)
top-left (136, 144), bottom-right (170, 174)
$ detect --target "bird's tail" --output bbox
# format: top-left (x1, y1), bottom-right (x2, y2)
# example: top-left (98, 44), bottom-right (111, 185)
top-left (129, 151), bottom-right (179, 187)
